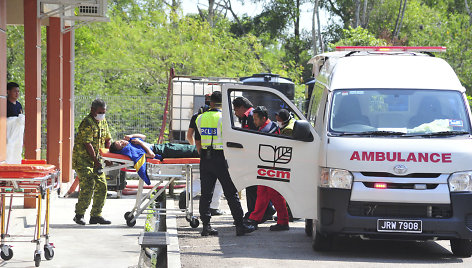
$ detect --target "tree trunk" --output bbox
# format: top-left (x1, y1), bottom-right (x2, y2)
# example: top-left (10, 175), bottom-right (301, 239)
top-left (465, 0), bottom-right (472, 26)
top-left (362, 0), bottom-right (368, 27)
top-left (317, 1), bottom-right (323, 52)
top-left (294, 0), bottom-right (301, 63)
top-left (312, 0), bottom-right (319, 55)
top-left (354, 0), bottom-right (361, 28)
top-left (393, 0), bottom-right (404, 38)
top-left (208, 0), bottom-right (215, 27)
top-left (396, 0), bottom-right (407, 37)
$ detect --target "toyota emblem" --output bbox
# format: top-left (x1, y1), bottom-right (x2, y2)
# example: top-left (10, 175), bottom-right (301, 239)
top-left (393, 164), bottom-right (408, 174)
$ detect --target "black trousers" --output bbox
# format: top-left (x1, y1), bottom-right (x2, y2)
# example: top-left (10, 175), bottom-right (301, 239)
top-left (199, 150), bottom-right (244, 226)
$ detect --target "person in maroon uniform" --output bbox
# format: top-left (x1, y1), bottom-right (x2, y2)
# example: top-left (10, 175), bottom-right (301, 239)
top-left (246, 106), bottom-right (290, 231)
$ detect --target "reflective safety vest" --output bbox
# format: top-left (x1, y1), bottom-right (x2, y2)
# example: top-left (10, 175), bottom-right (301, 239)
top-left (196, 110), bottom-right (224, 150)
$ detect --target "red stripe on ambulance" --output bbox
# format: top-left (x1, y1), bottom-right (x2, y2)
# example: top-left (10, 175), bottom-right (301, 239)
top-left (350, 151), bottom-right (452, 163)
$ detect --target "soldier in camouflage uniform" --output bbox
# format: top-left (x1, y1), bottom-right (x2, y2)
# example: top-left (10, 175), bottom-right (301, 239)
top-left (72, 99), bottom-right (112, 225)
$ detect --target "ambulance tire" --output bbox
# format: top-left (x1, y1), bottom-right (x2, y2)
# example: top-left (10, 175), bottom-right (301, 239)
top-left (305, 219), bottom-right (313, 237)
top-left (451, 239), bottom-right (472, 257)
top-left (312, 222), bottom-right (334, 251)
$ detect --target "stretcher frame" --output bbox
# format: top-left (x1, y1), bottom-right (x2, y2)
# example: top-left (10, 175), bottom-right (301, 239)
top-left (100, 151), bottom-right (200, 228)
top-left (0, 170), bottom-right (60, 267)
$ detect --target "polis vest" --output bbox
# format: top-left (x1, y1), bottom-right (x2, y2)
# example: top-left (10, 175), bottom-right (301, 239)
top-left (196, 110), bottom-right (224, 150)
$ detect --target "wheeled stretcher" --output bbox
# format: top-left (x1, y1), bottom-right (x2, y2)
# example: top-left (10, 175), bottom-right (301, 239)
top-left (0, 162), bottom-right (60, 267)
top-left (99, 149), bottom-right (201, 228)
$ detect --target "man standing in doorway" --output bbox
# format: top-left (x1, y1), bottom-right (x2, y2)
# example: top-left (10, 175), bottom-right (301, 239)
top-left (195, 91), bottom-right (255, 236)
top-left (6, 82), bottom-right (23, 117)
top-left (72, 99), bottom-right (112, 225)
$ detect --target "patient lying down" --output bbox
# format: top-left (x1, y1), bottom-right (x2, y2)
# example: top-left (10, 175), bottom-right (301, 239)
top-left (109, 134), bottom-right (199, 160)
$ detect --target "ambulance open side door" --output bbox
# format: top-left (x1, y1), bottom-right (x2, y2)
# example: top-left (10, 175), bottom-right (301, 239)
top-left (222, 84), bottom-right (321, 219)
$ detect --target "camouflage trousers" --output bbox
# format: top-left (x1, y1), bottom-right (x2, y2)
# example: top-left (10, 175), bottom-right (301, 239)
top-left (74, 166), bottom-right (107, 217)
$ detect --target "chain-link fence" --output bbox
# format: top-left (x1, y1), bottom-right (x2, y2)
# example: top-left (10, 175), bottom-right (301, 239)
top-left (40, 95), bottom-right (167, 158)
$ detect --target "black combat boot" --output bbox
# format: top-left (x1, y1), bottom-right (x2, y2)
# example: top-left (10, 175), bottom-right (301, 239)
top-left (89, 216), bottom-right (112, 225)
top-left (201, 223), bottom-right (218, 236)
top-left (73, 214), bottom-right (86, 225)
top-left (269, 224), bottom-right (289, 231)
top-left (236, 223), bottom-right (255, 236)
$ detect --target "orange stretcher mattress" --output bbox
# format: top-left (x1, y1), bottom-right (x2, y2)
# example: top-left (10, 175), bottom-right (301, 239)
top-left (100, 148), bottom-right (199, 164)
top-left (0, 164), bottom-right (57, 178)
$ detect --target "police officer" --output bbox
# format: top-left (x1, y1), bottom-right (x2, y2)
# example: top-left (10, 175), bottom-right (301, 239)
top-left (195, 91), bottom-right (255, 236)
top-left (72, 99), bottom-right (112, 225)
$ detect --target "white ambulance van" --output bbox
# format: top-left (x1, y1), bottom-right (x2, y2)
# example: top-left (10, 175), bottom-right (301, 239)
top-left (221, 46), bottom-right (472, 257)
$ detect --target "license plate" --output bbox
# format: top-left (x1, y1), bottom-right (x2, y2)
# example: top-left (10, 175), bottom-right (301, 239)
top-left (377, 219), bottom-right (422, 233)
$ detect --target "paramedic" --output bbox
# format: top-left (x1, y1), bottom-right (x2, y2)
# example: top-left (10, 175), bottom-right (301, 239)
top-left (72, 99), bottom-right (112, 225)
top-left (195, 91), bottom-right (255, 236)
top-left (275, 109), bottom-right (295, 136)
top-left (186, 94), bottom-right (225, 216)
top-left (6, 82), bottom-right (23, 117)
top-left (232, 97), bottom-right (276, 221)
top-left (247, 106), bottom-right (290, 231)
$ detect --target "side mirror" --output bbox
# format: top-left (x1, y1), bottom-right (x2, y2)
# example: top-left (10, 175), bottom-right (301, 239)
top-left (293, 120), bottom-right (314, 142)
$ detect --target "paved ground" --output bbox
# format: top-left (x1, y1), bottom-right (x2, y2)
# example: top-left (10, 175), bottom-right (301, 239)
top-left (176, 196), bottom-right (472, 268)
top-left (0, 191), bottom-right (147, 268)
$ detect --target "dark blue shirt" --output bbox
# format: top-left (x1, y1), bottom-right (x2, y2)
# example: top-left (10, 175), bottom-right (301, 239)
top-left (7, 101), bottom-right (23, 117)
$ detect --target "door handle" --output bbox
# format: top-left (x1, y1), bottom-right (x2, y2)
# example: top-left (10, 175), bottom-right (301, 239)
top-left (227, 142), bottom-right (244, 148)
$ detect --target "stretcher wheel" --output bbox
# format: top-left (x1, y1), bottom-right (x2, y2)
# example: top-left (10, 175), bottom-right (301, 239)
top-left (0, 247), bottom-right (13, 260)
top-left (126, 215), bottom-right (137, 227)
top-left (44, 245), bottom-right (54, 260)
top-left (189, 218), bottom-right (199, 228)
top-left (124, 211), bottom-right (132, 220)
top-left (34, 252), bottom-right (41, 267)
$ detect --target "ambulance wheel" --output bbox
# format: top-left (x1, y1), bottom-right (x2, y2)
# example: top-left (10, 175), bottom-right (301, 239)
top-left (124, 211), bottom-right (132, 220)
top-left (34, 253), bottom-right (41, 267)
top-left (190, 218), bottom-right (199, 228)
top-left (126, 216), bottom-right (137, 227)
top-left (312, 222), bottom-right (333, 251)
top-left (305, 219), bottom-right (313, 237)
top-left (44, 245), bottom-right (54, 260)
top-left (451, 239), bottom-right (472, 257)
top-left (0, 248), bottom-right (13, 260)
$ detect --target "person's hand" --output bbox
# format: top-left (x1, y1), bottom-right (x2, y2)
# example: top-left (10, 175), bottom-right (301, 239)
top-left (131, 139), bottom-right (142, 145)
top-left (124, 135), bottom-right (132, 141)
top-left (104, 160), bottom-right (113, 167)
top-left (94, 159), bottom-right (102, 170)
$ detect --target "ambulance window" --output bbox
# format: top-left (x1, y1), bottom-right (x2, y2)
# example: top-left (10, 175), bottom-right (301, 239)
top-left (228, 89), bottom-right (301, 138)
top-left (329, 89), bottom-right (470, 135)
top-left (308, 82), bottom-right (323, 125)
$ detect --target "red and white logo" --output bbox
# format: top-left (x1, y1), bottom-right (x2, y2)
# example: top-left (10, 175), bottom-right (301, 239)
top-left (257, 144), bottom-right (292, 182)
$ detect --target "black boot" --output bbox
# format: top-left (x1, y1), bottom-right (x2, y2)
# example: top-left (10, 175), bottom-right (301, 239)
top-left (201, 223), bottom-right (218, 236)
top-left (269, 224), bottom-right (289, 231)
top-left (236, 223), bottom-right (255, 236)
top-left (244, 218), bottom-right (259, 230)
top-left (210, 208), bottom-right (225, 216)
top-left (89, 216), bottom-right (111, 225)
top-left (73, 214), bottom-right (86, 225)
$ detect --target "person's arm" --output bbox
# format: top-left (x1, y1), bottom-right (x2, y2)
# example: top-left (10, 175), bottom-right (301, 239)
top-left (195, 140), bottom-right (202, 154)
top-left (186, 128), bottom-right (195, 145)
top-left (131, 139), bottom-right (155, 158)
top-left (124, 134), bottom-right (146, 141)
top-left (85, 143), bottom-right (101, 169)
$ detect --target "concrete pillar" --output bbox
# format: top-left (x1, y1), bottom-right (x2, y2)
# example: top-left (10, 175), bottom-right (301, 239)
top-left (24, 0), bottom-right (42, 160)
top-left (46, 17), bottom-right (63, 177)
top-left (0, 0), bottom-right (6, 162)
top-left (62, 28), bottom-right (73, 183)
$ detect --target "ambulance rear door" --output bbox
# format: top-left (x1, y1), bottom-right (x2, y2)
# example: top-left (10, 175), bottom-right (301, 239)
top-left (222, 84), bottom-right (321, 219)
